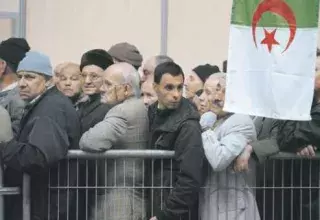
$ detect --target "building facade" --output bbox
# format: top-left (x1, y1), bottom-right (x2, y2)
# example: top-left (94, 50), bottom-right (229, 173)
top-left (1, 0), bottom-right (320, 72)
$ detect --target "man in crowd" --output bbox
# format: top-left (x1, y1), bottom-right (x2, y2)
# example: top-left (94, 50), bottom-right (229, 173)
top-left (184, 64), bottom-right (220, 103)
top-left (148, 61), bottom-right (205, 220)
top-left (108, 42), bottom-right (143, 70)
top-left (141, 78), bottom-right (158, 107)
top-left (78, 49), bottom-right (114, 133)
top-left (0, 37), bottom-right (30, 133)
top-left (54, 62), bottom-right (83, 105)
top-left (199, 73), bottom-right (259, 220)
top-left (80, 62), bottom-right (148, 220)
top-left (0, 51), bottom-right (80, 220)
top-left (141, 55), bottom-right (173, 83)
top-left (198, 74), bottom-right (217, 115)
top-left (77, 49), bottom-right (115, 220)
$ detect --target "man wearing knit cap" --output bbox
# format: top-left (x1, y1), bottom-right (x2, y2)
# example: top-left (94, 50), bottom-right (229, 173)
top-left (0, 37), bottom-right (30, 134)
top-left (108, 42), bottom-right (143, 70)
top-left (184, 64), bottom-right (220, 101)
top-left (1, 51), bottom-right (81, 220)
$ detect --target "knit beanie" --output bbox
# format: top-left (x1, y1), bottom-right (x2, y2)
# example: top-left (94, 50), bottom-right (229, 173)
top-left (193, 64), bottom-right (220, 83)
top-left (80, 49), bottom-right (114, 71)
top-left (108, 42), bottom-right (143, 68)
top-left (17, 51), bottom-right (53, 77)
top-left (0, 37), bottom-right (30, 72)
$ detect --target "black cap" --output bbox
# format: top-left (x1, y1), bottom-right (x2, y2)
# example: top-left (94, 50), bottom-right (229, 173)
top-left (80, 49), bottom-right (114, 71)
top-left (193, 64), bottom-right (220, 83)
top-left (0, 37), bottom-right (30, 72)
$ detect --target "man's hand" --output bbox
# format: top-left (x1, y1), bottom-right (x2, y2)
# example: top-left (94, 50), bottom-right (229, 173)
top-left (200, 111), bottom-right (217, 131)
top-left (149, 217), bottom-right (158, 220)
top-left (234, 145), bottom-right (253, 172)
top-left (297, 145), bottom-right (317, 158)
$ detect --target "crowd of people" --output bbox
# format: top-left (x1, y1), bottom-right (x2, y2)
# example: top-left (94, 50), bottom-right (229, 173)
top-left (0, 37), bottom-right (319, 220)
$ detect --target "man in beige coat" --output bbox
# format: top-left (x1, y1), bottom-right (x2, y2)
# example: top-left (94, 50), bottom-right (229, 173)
top-left (199, 73), bottom-right (260, 220)
top-left (80, 63), bottom-right (148, 220)
top-left (0, 106), bottom-right (13, 143)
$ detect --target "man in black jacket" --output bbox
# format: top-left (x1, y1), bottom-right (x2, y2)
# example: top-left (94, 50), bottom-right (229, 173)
top-left (148, 61), bottom-right (205, 220)
top-left (0, 51), bottom-right (81, 220)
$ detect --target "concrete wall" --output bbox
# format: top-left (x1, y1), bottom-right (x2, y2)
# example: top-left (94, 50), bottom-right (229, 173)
top-left (1, 0), bottom-right (320, 72)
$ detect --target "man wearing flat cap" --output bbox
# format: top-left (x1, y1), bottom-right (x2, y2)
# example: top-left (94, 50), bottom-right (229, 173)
top-left (0, 51), bottom-right (81, 220)
top-left (0, 37), bottom-right (30, 134)
top-left (108, 42), bottom-right (143, 70)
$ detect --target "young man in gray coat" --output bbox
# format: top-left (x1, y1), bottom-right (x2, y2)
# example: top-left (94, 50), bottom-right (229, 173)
top-left (80, 62), bottom-right (148, 220)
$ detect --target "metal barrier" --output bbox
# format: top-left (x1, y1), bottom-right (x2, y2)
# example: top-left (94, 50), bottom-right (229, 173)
top-left (1, 150), bottom-right (320, 220)
top-left (0, 160), bottom-right (30, 220)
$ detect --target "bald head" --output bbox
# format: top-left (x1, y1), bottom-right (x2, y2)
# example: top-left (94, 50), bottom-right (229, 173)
top-left (142, 55), bottom-right (174, 83)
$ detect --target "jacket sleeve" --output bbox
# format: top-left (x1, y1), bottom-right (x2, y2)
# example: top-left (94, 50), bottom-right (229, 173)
top-left (201, 115), bottom-right (256, 172)
top-left (79, 106), bottom-right (128, 152)
top-left (0, 107), bottom-right (13, 143)
top-left (251, 119), bottom-right (280, 163)
top-left (155, 120), bottom-right (205, 220)
top-left (277, 109), bottom-right (320, 151)
top-left (6, 97), bottom-right (25, 136)
top-left (0, 116), bottom-right (70, 174)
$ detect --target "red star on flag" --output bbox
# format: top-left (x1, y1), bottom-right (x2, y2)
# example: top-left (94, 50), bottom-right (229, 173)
top-left (261, 29), bottom-right (279, 52)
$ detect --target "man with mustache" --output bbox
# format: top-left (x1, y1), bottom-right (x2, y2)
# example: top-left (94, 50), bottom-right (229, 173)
top-left (199, 73), bottom-right (259, 220)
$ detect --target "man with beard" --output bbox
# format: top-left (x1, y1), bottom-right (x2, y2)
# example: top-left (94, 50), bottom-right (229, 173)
top-left (80, 62), bottom-right (148, 220)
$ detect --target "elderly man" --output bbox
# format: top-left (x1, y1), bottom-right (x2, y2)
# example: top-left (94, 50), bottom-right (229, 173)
top-left (184, 64), bottom-right (220, 102)
top-left (78, 49), bottom-right (114, 133)
top-left (141, 78), bottom-right (158, 107)
top-left (199, 73), bottom-right (260, 220)
top-left (80, 62), bottom-right (148, 220)
top-left (141, 55), bottom-right (173, 83)
top-left (148, 61), bottom-right (205, 220)
top-left (0, 51), bottom-right (81, 220)
top-left (0, 37), bottom-right (30, 134)
top-left (54, 62), bottom-right (83, 105)
top-left (108, 42), bottom-right (143, 70)
top-left (0, 106), bottom-right (13, 143)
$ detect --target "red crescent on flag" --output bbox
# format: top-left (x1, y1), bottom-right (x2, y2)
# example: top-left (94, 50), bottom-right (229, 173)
top-left (252, 0), bottom-right (297, 53)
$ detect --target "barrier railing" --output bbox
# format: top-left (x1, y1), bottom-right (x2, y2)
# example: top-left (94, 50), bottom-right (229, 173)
top-left (1, 150), bottom-right (320, 220)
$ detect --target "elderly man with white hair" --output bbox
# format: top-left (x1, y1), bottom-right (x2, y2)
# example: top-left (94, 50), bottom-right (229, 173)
top-left (198, 72), bottom-right (260, 220)
top-left (80, 62), bottom-right (148, 220)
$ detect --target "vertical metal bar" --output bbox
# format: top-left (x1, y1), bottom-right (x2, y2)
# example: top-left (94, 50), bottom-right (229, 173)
top-left (0, 162), bottom-right (4, 220)
top-left (19, 0), bottom-right (27, 37)
top-left (22, 174), bottom-right (31, 220)
top-left (160, 0), bottom-right (168, 55)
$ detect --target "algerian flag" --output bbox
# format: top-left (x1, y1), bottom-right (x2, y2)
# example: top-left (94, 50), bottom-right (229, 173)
top-left (224, 0), bottom-right (319, 120)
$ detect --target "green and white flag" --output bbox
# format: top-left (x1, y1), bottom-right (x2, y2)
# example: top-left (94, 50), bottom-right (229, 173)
top-left (224, 0), bottom-right (319, 120)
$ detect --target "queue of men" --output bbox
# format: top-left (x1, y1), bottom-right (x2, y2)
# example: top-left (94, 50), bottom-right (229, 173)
top-left (0, 37), bottom-right (319, 220)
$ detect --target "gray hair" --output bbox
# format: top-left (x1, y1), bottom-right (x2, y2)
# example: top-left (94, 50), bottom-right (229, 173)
top-left (207, 72), bottom-right (226, 81)
top-left (117, 63), bottom-right (141, 98)
top-left (154, 55), bottom-right (174, 66)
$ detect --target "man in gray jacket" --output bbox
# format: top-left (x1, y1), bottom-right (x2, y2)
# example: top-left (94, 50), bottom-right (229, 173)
top-left (80, 62), bottom-right (149, 220)
top-left (0, 106), bottom-right (13, 143)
